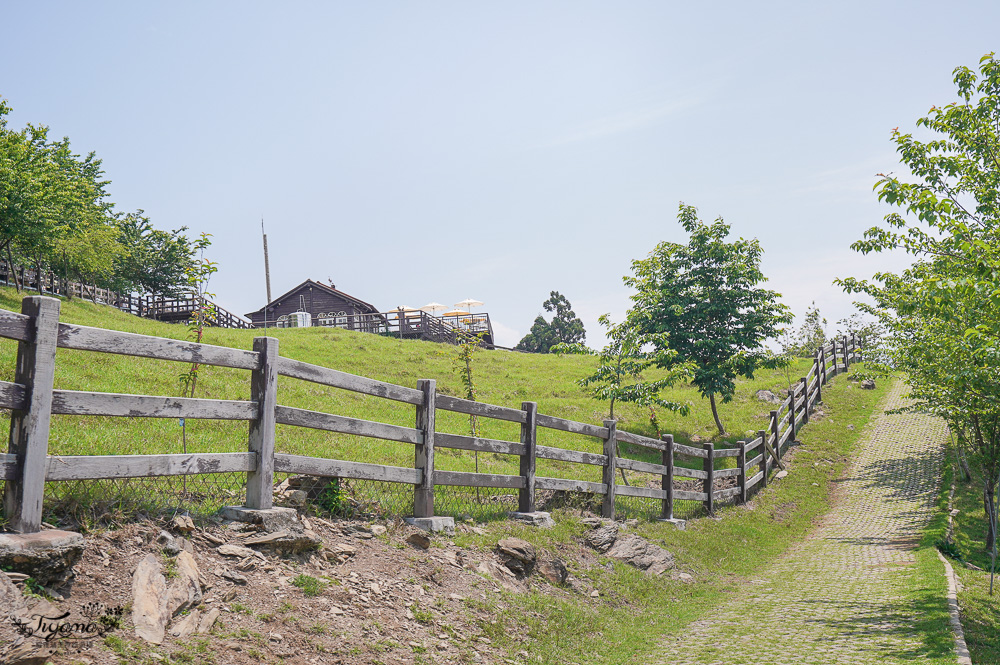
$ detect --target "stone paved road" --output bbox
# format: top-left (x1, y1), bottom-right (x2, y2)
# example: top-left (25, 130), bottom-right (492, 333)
top-left (655, 379), bottom-right (951, 665)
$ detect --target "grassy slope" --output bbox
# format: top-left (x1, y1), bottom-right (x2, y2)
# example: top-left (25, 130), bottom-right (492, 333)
top-left (0, 286), bottom-right (817, 493)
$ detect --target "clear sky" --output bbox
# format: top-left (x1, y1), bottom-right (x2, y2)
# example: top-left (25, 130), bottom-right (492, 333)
top-left (2, 1), bottom-right (998, 347)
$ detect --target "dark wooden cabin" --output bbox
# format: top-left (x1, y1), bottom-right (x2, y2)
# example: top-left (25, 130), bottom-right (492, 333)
top-left (245, 279), bottom-right (381, 329)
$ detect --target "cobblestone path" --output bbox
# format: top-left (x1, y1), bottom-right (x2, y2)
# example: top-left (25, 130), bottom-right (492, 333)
top-left (655, 379), bottom-right (951, 664)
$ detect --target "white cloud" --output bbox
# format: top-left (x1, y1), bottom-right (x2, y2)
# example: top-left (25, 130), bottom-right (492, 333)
top-left (490, 320), bottom-right (522, 348)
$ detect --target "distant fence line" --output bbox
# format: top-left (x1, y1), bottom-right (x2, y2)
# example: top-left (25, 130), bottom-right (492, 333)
top-left (0, 296), bottom-right (860, 534)
top-left (0, 261), bottom-right (253, 329)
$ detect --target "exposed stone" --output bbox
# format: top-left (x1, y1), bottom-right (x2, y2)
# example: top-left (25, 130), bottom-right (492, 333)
top-left (197, 607), bottom-right (221, 634)
top-left (775, 470), bottom-right (789, 479)
top-left (164, 550), bottom-right (202, 616)
top-left (157, 530), bottom-right (181, 556)
top-left (171, 515), bottom-right (196, 534)
top-left (584, 523), bottom-right (620, 553)
top-left (0, 569), bottom-right (26, 613)
top-left (406, 533), bottom-right (431, 550)
top-left (219, 506), bottom-right (300, 532)
top-left (404, 516), bottom-right (456, 535)
top-left (496, 538), bottom-right (536, 577)
top-left (755, 389), bottom-right (782, 404)
top-left (132, 553), bottom-right (169, 644)
top-left (606, 535), bottom-right (675, 575)
top-left (860, 379), bottom-right (876, 390)
top-left (217, 544), bottom-right (256, 558)
top-left (285, 490), bottom-right (308, 507)
top-left (244, 529), bottom-right (322, 554)
top-left (370, 525), bottom-right (387, 536)
top-left (326, 543), bottom-right (357, 562)
top-left (536, 558), bottom-right (568, 585)
top-left (219, 569), bottom-right (248, 585)
top-left (510, 511), bottom-right (555, 528)
top-left (0, 530), bottom-right (85, 587)
top-left (170, 609), bottom-right (201, 638)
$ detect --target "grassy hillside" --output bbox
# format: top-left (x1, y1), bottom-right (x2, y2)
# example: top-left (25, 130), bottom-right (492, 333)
top-left (0, 287), bottom-right (818, 519)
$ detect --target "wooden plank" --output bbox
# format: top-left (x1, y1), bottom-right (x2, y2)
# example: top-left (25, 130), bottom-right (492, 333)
top-left (674, 489), bottom-right (708, 502)
top-left (0, 380), bottom-right (26, 410)
top-left (674, 466), bottom-right (709, 480)
top-left (247, 336), bottom-right (278, 510)
top-left (519, 401), bottom-right (537, 513)
top-left (4, 297), bottom-right (60, 533)
top-left (535, 413), bottom-right (608, 439)
top-left (778, 425), bottom-right (792, 447)
top-left (434, 470), bottom-right (525, 489)
top-left (45, 452), bottom-right (254, 480)
top-left (746, 470), bottom-right (764, 489)
top-left (744, 436), bottom-right (763, 452)
top-left (616, 458), bottom-right (669, 475)
top-left (715, 467), bottom-right (741, 479)
top-left (536, 445), bottom-right (606, 466)
top-left (806, 362), bottom-right (817, 380)
top-left (276, 356), bottom-right (423, 405)
top-left (275, 405), bottom-right (422, 444)
top-left (436, 394), bottom-right (527, 424)
top-left (0, 453), bottom-right (17, 480)
top-left (57, 322), bottom-right (259, 370)
top-left (673, 442), bottom-right (708, 459)
top-left (616, 485), bottom-right (667, 500)
top-left (715, 487), bottom-right (741, 499)
top-left (435, 432), bottom-right (526, 456)
top-left (535, 477), bottom-right (606, 494)
top-left (713, 447), bottom-right (739, 458)
top-left (51, 391), bottom-right (257, 420)
top-left (274, 453), bottom-right (421, 485)
top-left (0, 308), bottom-right (31, 342)
top-left (616, 429), bottom-right (667, 451)
top-left (274, 453), bottom-right (421, 484)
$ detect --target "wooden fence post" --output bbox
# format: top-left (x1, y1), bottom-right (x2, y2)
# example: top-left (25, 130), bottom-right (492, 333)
top-left (800, 377), bottom-right (810, 424)
top-left (737, 440), bottom-right (747, 504)
top-left (703, 442), bottom-right (715, 516)
top-left (770, 410), bottom-right (780, 459)
top-left (661, 434), bottom-right (674, 520)
top-left (246, 336), bottom-right (279, 510)
top-left (788, 391), bottom-right (797, 441)
top-left (3, 296), bottom-right (60, 533)
top-left (414, 379), bottom-right (436, 518)
top-left (842, 335), bottom-right (850, 372)
top-left (518, 401), bottom-right (538, 513)
top-left (601, 420), bottom-right (617, 519)
top-left (757, 429), bottom-right (769, 489)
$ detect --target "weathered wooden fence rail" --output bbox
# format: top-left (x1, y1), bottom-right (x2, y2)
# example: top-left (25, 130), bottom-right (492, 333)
top-left (0, 296), bottom-right (861, 534)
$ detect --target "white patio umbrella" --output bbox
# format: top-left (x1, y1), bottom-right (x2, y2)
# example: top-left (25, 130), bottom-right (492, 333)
top-left (454, 298), bottom-right (484, 312)
top-left (420, 302), bottom-right (448, 314)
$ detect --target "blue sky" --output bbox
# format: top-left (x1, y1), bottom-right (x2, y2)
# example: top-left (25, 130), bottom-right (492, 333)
top-left (2, 1), bottom-right (998, 347)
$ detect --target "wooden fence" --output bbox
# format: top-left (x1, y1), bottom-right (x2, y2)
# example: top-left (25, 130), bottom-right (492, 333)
top-left (0, 262), bottom-right (253, 329)
top-left (0, 296), bottom-right (860, 534)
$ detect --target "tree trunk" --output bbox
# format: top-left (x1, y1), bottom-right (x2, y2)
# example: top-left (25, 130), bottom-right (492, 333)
top-left (957, 446), bottom-right (972, 482)
top-left (986, 480), bottom-right (997, 553)
top-left (7, 246), bottom-right (21, 292)
top-left (709, 393), bottom-right (726, 435)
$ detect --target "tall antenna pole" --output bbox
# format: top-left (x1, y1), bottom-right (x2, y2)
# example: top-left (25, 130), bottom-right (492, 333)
top-left (262, 218), bottom-right (272, 327)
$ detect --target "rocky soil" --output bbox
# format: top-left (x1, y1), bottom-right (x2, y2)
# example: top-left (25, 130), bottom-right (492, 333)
top-left (1, 506), bottom-right (686, 665)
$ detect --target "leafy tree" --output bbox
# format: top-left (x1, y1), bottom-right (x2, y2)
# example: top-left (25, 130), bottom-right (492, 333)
top-left (838, 53), bottom-right (1000, 566)
top-left (625, 203), bottom-right (792, 435)
top-left (112, 211), bottom-right (194, 296)
top-left (515, 291), bottom-right (586, 353)
top-left (579, 314), bottom-right (691, 420)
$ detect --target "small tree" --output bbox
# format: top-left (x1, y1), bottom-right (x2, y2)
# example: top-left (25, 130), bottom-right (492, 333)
top-left (579, 314), bottom-right (691, 421)
top-left (625, 203), bottom-right (791, 435)
top-left (515, 291), bottom-right (586, 353)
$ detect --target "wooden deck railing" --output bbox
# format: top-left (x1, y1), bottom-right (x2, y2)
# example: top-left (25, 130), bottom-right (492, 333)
top-left (0, 295), bottom-right (860, 534)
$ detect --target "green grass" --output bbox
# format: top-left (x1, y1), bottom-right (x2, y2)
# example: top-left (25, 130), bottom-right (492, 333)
top-left (0, 285), bottom-right (825, 521)
top-left (947, 456), bottom-right (1000, 663)
top-left (452, 374), bottom-right (891, 664)
top-left (290, 573), bottom-right (327, 597)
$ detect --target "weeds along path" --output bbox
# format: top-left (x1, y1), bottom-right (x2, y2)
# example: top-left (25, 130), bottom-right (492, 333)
top-left (655, 378), bottom-right (952, 665)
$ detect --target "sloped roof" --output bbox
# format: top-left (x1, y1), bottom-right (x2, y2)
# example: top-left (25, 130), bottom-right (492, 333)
top-left (245, 279), bottom-right (379, 317)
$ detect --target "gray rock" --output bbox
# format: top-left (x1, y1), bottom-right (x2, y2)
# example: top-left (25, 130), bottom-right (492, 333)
top-left (510, 512), bottom-right (555, 528)
top-left (406, 532), bottom-right (431, 549)
top-left (0, 570), bottom-right (26, 614)
top-left (496, 538), bottom-right (536, 577)
top-left (0, 530), bottom-right (85, 587)
top-left (606, 535), bottom-right (674, 575)
top-left (755, 389), bottom-right (782, 404)
top-left (164, 550), bottom-right (202, 616)
top-left (157, 530), bottom-right (181, 556)
top-left (244, 530), bottom-right (322, 555)
top-left (536, 558), bottom-right (568, 585)
top-left (132, 553), bottom-right (169, 644)
top-left (860, 379), bottom-right (876, 390)
top-left (584, 523), bottom-right (620, 553)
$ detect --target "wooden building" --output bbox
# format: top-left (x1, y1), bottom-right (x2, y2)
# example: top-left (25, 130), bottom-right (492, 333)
top-left (245, 279), bottom-right (381, 329)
